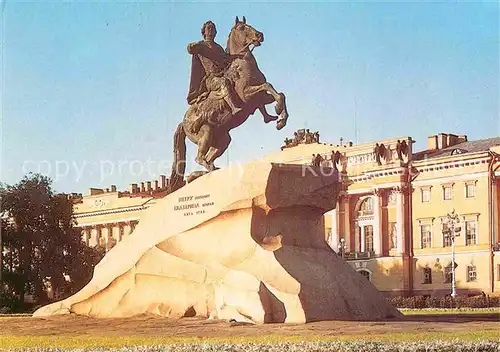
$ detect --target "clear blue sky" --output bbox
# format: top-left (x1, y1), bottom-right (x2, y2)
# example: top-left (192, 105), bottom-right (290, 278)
top-left (2, 1), bottom-right (499, 193)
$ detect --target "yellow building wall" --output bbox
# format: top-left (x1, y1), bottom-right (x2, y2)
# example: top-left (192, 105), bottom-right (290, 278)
top-left (369, 257), bottom-right (405, 292)
top-left (387, 206), bottom-right (397, 224)
top-left (412, 166), bottom-right (490, 251)
top-left (411, 156), bottom-right (493, 294)
top-left (493, 254), bottom-right (500, 293)
top-left (413, 252), bottom-right (491, 295)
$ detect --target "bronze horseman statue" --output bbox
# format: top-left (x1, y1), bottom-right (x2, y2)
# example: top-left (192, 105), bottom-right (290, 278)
top-left (168, 17), bottom-right (289, 193)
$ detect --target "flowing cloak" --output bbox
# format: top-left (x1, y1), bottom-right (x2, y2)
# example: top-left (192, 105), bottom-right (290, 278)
top-left (186, 40), bottom-right (228, 105)
top-left (187, 54), bottom-right (205, 105)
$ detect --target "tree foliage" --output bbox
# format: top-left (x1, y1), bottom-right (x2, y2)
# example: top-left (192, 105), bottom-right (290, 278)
top-left (0, 173), bottom-right (103, 311)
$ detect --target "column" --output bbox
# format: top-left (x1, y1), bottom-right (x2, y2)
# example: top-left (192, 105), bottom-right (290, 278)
top-left (329, 207), bottom-right (339, 251)
top-left (124, 222), bottom-right (132, 238)
top-left (344, 194), bottom-right (352, 252)
top-left (130, 220), bottom-right (138, 234)
top-left (102, 225), bottom-right (111, 252)
top-left (81, 227), bottom-right (90, 246)
top-left (90, 226), bottom-right (98, 247)
top-left (112, 224), bottom-right (121, 243)
top-left (373, 189), bottom-right (383, 256)
top-left (395, 186), bottom-right (405, 254)
top-left (360, 225), bottom-right (365, 252)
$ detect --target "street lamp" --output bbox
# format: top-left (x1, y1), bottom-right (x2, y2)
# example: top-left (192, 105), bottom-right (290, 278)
top-left (338, 237), bottom-right (346, 259)
top-left (443, 209), bottom-right (461, 298)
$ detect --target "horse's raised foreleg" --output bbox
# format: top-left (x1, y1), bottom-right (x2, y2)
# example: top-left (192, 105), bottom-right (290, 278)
top-left (258, 105), bottom-right (278, 123)
top-left (244, 83), bottom-right (288, 130)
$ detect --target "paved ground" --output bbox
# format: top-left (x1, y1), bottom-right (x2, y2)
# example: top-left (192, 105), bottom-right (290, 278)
top-left (1, 314), bottom-right (499, 338)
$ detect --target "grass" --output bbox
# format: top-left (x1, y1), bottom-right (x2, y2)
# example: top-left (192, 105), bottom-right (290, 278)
top-left (0, 309), bottom-right (499, 350)
top-left (0, 313), bottom-right (31, 317)
top-left (1, 331), bottom-right (500, 350)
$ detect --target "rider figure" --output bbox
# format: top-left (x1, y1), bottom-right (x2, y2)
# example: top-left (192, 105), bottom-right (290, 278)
top-left (187, 21), bottom-right (242, 116)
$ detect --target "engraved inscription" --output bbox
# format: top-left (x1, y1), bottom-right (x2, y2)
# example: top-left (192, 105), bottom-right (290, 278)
top-left (173, 194), bottom-right (215, 216)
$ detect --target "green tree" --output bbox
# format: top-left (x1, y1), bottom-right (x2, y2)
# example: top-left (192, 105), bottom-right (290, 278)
top-left (0, 173), bottom-right (103, 311)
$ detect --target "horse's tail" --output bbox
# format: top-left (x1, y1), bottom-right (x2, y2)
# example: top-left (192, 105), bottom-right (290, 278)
top-left (167, 123), bottom-right (187, 194)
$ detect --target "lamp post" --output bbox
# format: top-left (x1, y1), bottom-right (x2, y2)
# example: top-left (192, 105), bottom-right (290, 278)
top-left (338, 237), bottom-right (346, 259)
top-left (444, 209), bottom-right (461, 298)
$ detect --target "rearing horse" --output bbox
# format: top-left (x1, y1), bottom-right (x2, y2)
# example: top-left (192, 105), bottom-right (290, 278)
top-left (168, 17), bottom-right (289, 192)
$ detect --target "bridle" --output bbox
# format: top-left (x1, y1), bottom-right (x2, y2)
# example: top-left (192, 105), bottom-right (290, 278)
top-left (228, 27), bottom-right (259, 56)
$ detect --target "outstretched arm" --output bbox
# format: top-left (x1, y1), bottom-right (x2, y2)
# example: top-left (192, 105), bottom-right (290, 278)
top-left (187, 41), bottom-right (203, 55)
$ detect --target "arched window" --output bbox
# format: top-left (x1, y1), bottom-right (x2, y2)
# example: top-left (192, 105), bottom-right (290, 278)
top-left (358, 197), bottom-right (374, 216)
top-left (358, 269), bottom-right (371, 281)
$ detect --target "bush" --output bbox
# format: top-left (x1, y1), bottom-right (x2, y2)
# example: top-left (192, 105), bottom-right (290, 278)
top-left (388, 295), bottom-right (500, 309)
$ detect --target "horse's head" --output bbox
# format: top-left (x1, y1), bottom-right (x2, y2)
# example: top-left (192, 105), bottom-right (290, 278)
top-left (227, 16), bottom-right (264, 55)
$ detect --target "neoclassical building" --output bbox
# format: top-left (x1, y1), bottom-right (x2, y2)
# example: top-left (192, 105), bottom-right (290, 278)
top-left (72, 132), bottom-right (500, 297)
top-left (73, 177), bottom-right (169, 252)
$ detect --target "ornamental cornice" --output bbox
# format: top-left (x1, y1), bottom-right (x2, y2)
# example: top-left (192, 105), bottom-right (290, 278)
top-left (414, 156), bottom-right (489, 173)
top-left (74, 204), bottom-right (151, 219)
top-left (348, 168), bottom-right (406, 183)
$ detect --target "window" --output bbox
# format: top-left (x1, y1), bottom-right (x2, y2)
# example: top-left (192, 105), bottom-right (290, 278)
top-left (358, 270), bottom-right (371, 280)
top-left (444, 263), bottom-right (453, 283)
top-left (421, 224), bottom-right (432, 248)
top-left (441, 220), bottom-right (453, 247)
top-left (443, 186), bottom-right (452, 200)
top-left (119, 226), bottom-right (125, 241)
top-left (465, 221), bottom-right (477, 246)
top-left (364, 225), bottom-right (374, 252)
top-left (465, 182), bottom-right (476, 198)
top-left (423, 267), bottom-right (432, 284)
top-left (467, 265), bottom-right (477, 282)
top-left (421, 188), bottom-right (431, 202)
top-left (443, 229), bottom-right (452, 247)
top-left (358, 197), bottom-right (374, 216)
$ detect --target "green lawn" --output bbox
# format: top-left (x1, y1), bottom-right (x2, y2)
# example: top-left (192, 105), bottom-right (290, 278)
top-left (1, 309), bottom-right (499, 350)
top-left (2, 331), bottom-right (500, 350)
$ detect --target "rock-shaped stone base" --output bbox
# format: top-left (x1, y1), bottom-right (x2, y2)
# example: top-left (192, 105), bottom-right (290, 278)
top-left (34, 162), bottom-right (401, 323)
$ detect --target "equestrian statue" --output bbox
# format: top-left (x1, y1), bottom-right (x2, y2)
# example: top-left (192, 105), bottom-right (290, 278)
top-left (168, 17), bottom-right (289, 193)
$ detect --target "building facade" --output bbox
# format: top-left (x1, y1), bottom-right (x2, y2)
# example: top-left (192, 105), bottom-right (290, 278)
top-left (72, 177), bottom-right (169, 252)
top-left (73, 132), bottom-right (500, 297)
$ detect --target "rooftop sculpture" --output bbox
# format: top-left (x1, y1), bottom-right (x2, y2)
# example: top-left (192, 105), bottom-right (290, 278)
top-left (281, 129), bottom-right (319, 150)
